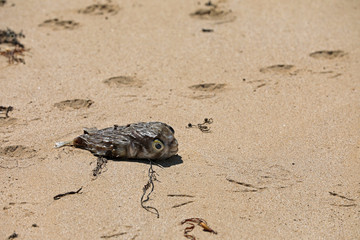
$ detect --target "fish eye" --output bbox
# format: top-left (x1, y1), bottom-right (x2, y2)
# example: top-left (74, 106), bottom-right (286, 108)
top-left (152, 139), bottom-right (164, 151)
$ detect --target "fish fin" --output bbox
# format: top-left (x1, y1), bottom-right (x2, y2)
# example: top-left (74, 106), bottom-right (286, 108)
top-left (83, 127), bottom-right (98, 135)
top-left (54, 141), bottom-right (73, 148)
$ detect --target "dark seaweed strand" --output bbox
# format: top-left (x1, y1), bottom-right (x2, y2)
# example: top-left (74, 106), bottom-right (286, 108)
top-left (53, 187), bottom-right (83, 200)
top-left (140, 160), bottom-right (159, 218)
top-left (186, 118), bottom-right (213, 133)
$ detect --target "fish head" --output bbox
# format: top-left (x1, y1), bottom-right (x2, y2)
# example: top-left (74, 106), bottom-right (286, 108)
top-left (133, 122), bottom-right (178, 160)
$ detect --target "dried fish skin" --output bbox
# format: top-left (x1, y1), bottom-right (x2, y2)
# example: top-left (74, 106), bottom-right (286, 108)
top-left (56, 122), bottom-right (178, 160)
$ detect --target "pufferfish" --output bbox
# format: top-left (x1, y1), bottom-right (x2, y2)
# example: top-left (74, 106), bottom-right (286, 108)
top-left (55, 122), bottom-right (178, 160)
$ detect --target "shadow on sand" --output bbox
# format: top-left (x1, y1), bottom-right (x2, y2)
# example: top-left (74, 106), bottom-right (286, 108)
top-left (107, 154), bottom-right (183, 168)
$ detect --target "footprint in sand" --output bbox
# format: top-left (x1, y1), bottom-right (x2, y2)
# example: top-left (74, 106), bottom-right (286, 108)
top-left (78, 3), bottom-right (120, 15)
top-left (328, 184), bottom-right (358, 208)
top-left (259, 64), bottom-right (297, 75)
top-left (0, 106), bottom-right (17, 127)
top-left (38, 19), bottom-right (80, 30)
top-left (0, 145), bottom-right (36, 158)
top-left (0, 117), bottom-right (17, 127)
top-left (187, 83), bottom-right (226, 99)
top-left (54, 99), bottom-right (94, 110)
top-left (190, 1), bottom-right (236, 23)
top-left (103, 76), bottom-right (143, 88)
top-left (309, 50), bottom-right (346, 60)
top-left (245, 79), bottom-right (269, 92)
top-left (189, 83), bottom-right (226, 91)
top-left (0, 145), bottom-right (37, 169)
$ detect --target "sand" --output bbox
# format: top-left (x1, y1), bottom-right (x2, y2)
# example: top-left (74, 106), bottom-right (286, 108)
top-left (0, 0), bottom-right (359, 239)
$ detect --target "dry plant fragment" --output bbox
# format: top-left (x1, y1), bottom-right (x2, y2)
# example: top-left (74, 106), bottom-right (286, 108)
top-left (181, 218), bottom-right (217, 239)
top-left (0, 47), bottom-right (28, 64)
top-left (199, 221), bottom-right (217, 233)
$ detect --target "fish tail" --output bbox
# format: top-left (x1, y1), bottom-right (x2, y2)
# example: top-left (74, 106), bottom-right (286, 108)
top-left (54, 140), bottom-right (73, 148)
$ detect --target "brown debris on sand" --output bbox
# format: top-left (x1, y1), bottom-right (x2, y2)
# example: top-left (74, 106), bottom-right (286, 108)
top-left (0, 28), bottom-right (27, 64)
top-left (0, 46), bottom-right (28, 64)
top-left (78, 3), bottom-right (120, 15)
top-left (181, 218), bottom-right (217, 239)
top-left (186, 118), bottom-right (213, 133)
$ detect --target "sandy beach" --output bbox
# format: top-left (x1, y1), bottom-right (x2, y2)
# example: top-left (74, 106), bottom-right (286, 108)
top-left (1, 0), bottom-right (359, 239)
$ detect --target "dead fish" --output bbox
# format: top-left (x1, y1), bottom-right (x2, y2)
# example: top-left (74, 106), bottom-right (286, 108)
top-left (55, 122), bottom-right (178, 160)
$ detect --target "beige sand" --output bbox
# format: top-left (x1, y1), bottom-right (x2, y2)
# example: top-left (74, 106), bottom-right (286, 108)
top-left (1, 0), bottom-right (359, 239)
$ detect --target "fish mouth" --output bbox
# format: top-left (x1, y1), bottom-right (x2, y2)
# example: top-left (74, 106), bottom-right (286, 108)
top-left (170, 146), bottom-right (178, 155)
top-left (170, 148), bottom-right (178, 155)
top-left (169, 140), bottom-right (178, 155)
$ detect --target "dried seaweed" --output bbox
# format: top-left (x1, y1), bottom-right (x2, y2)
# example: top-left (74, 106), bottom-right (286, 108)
top-left (53, 187), bottom-right (82, 200)
top-left (0, 46), bottom-right (27, 64)
top-left (0, 106), bottom-right (13, 118)
top-left (186, 118), bottom-right (213, 133)
top-left (140, 160), bottom-right (159, 218)
top-left (0, 28), bottom-right (27, 64)
top-left (181, 218), bottom-right (217, 239)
